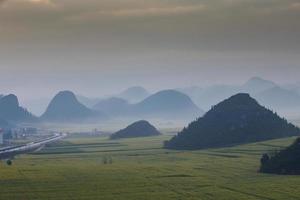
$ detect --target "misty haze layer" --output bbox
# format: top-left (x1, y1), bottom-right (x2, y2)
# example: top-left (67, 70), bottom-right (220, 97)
top-left (0, 0), bottom-right (299, 100)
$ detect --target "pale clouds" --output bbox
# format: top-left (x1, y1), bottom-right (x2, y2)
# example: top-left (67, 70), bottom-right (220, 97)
top-left (0, 0), bottom-right (299, 99)
top-left (67, 4), bottom-right (207, 21)
top-left (289, 2), bottom-right (300, 11)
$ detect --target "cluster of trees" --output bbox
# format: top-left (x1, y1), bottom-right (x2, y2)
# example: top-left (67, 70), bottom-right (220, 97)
top-left (164, 93), bottom-right (300, 150)
top-left (259, 137), bottom-right (300, 175)
top-left (102, 156), bottom-right (113, 164)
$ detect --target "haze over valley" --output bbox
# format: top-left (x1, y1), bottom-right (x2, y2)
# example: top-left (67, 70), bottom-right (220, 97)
top-left (8, 77), bottom-right (300, 124)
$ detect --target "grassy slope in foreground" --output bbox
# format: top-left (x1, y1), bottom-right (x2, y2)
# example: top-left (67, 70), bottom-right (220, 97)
top-left (0, 135), bottom-right (300, 200)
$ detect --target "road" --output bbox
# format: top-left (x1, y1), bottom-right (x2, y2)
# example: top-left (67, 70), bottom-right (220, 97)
top-left (0, 133), bottom-right (67, 161)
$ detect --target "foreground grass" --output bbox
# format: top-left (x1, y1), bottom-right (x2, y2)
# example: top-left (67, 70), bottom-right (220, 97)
top-left (0, 135), bottom-right (300, 200)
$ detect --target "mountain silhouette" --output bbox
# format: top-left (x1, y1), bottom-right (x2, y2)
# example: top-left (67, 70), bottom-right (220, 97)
top-left (178, 77), bottom-right (279, 110)
top-left (189, 85), bottom-right (239, 110)
top-left (110, 120), bottom-right (161, 139)
top-left (41, 91), bottom-right (106, 122)
top-left (93, 97), bottom-right (129, 115)
top-left (76, 95), bottom-right (102, 108)
top-left (117, 86), bottom-right (149, 103)
top-left (165, 93), bottom-right (300, 150)
top-left (241, 77), bottom-right (276, 94)
top-left (0, 94), bottom-right (37, 122)
top-left (131, 90), bottom-right (203, 119)
top-left (260, 137), bottom-right (300, 175)
top-left (254, 86), bottom-right (300, 109)
top-left (93, 89), bottom-right (203, 120)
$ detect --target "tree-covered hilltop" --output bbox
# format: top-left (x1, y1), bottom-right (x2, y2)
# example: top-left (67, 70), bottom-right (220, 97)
top-left (164, 93), bottom-right (300, 150)
top-left (259, 137), bottom-right (300, 175)
top-left (110, 120), bottom-right (161, 139)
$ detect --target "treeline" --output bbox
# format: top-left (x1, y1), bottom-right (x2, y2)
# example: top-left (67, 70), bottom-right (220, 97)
top-left (259, 137), bottom-right (300, 175)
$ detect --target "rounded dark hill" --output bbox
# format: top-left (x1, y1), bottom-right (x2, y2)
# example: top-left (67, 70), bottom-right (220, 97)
top-left (110, 120), bottom-right (161, 139)
top-left (93, 97), bottom-right (130, 115)
top-left (0, 94), bottom-right (37, 122)
top-left (132, 90), bottom-right (204, 119)
top-left (165, 93), bottom-right (300, 150)
top-left (41, 91), bottom-right (106, 122)
top-left (260, 137), bottom-right (300, 175)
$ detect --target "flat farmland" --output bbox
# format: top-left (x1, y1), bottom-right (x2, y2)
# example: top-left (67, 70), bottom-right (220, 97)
top-left (0, 134), bottom-right (300, 200)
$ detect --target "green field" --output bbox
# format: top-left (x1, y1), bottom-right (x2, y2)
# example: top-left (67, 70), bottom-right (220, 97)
top-left (1, 134), bottom-right (300, 200)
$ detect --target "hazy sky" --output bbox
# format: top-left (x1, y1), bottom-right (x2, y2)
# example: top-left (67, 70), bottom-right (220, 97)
top-left (0, 0), bottom-right (300, 100)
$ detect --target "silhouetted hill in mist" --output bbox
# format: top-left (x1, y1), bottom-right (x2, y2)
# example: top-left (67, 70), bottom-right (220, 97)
top-left (189, 85), bottom-right (239, 110)
top-left (41, 91), bottom-right (106, 122)
top-left (254, 86), bottom-right (300, 109)
top-left (241, 77), bottom-right (276, 94)
top-left (131, 90), bottom-right (203, 119)
top-left (117, 86), bottom-right (149, 103)
top-left (165, 93), bottom-right (300, 150)
top-left (110, 120), bottom-right (161, 139)
top-left (93, 97), bottom-right (129, 115)
top-left (178, 77), bottom-right (300, 116)
top-left (0, 94), bottom-right (37, 123)
top-left (93, 90), bottom-right (203, 120)
top-left (76, 95), bottom-right (102, 108)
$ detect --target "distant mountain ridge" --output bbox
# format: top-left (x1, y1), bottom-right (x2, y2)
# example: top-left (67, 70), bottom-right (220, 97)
top-left (131, 90), bottom-right (203, 119)
top-left (93, 97), bottom-right (130, 116)
top-left (41, 91), bottom-right (106, 122)
top-left (3, 77), bottom-right (299, 123)
top-left (254, 86), bottom-right (300, 109)
top-left (93, 90), bottom-right (204, 120)
top-left (178, 77), bottom-right (300, 117)
top-left (241, 77), bottom-right (277, 94)
top-left (165, 93), bottom-right (300, 150)
top-left (76, 95), bottom-right (102, 108)
top-left (117, 86), bottom-right (149, 103)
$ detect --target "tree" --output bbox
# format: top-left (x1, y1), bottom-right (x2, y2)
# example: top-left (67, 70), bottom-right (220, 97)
top-left (259, 137), bottom-right (300, 174)
top-left (260, 153), bottom-right (269, 165)
top-left (6, 160), bottom-right (12, 166)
